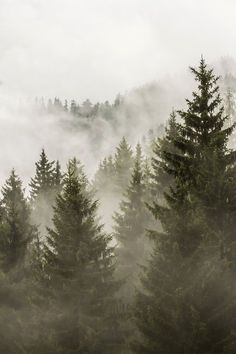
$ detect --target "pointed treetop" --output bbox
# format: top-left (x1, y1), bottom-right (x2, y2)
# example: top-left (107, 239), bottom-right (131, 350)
top-left (29, 148), bottom-right (56, 200)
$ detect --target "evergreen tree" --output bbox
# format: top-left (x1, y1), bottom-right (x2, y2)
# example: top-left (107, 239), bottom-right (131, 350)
top-left (113, 144), bottom-right (154, 352)
top-left (93, 155), bottom-right (118, 234)
top-left (0, 170), bottom-right (35, 271)
top-left (151, 111), bottom-right (179, 202)
top-left (64, 99), bottom-right (68, 112)
top-left (93, 155), bottom-right (116, 194)
top-left (30, 149), bottom-right (55, 201)
top-left (70, 99), bottom-right (77, 115)
top-left (0, 170), bottom-right (38, 353)
top-left (134, 58), bottom-right (236, 353)
top-left (54, 98), bottom-right (63, 111)
top-left (113, 144), bottom-right (152, 300)
top-left (37, 163), bottom-right (119, 353)
top-left (53, 160), bottom-right (63, 194)
top-left (30, 149), bottom-right (62, 235)
top-left (68, 157), bottom-right (91, 197)
top-left (81, 99), bottom-right (93, 118)
top-left (114, 137), bottom-right (134, 193)
top-left (142, 157), bottom-right (153, 203)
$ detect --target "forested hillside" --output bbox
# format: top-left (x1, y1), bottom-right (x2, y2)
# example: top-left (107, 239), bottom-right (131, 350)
top-left (0, 59), bottom-right (236, 353)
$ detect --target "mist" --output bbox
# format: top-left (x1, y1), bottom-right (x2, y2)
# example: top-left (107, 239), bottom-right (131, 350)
top-left (0, 0), bottom-right (236, 101)
top-left (0, 0), bottom-right (235, 184)
top-left (1, 1), bottom-right (236, 353)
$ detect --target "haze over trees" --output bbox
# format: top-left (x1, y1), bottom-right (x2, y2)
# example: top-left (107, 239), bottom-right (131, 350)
top-left (0, 59), bottom-right (236, 353)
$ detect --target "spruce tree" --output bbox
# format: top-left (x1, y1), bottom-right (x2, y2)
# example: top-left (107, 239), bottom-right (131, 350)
top-left (69, 157), bottom-right (88, 190)
top-left (64, 99), bottom-right (68, 112)
top-left (134, 58), bottom-right (236, 353)
top-left (53, 160), bottom-right (63, 194)
top-left (93, 155), bottom-right (116, 195)
top-left (38, 162), bottom-right (119, 353)
top-left (0, 170), bottom-right (35, 272)
top-left (114, 137), bottom-right (134, 193)
top-left (0, 170), bottom-right (38, 353)
top-left (30, 149), bottom-right (62, 235)
top-left (30, 149), bottom-right (55, 201)
top-left (151, 111), bottom-right (179, 202)
top-left (70, 99), bottom-right (77, 115)
top-left (113, 144), bottom-right (153, 300)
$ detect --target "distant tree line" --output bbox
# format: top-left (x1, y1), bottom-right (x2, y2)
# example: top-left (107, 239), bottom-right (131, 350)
top-left (34, 94), bottom-right (124, 119)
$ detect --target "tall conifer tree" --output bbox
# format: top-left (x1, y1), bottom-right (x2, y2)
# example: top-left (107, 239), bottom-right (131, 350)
top-left (30, 149), bottom-right (62, 235)
top-left (0, 170), bottom-right (35, 271)
top-left (114, 137), bottom-right (134, 193)
top-left (134, 59), bottom-right (236, 353)
top-left (29, 149), bottom-right (55, 201)
top-left (38, 162), bottom-right (119, 353)
top-left (113, 144), bottom-right (153, 300)
top-left (0, 170), bottom-right (38, 353)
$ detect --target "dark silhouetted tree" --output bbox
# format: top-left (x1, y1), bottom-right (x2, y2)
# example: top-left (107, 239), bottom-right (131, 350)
top-left (37, 162), bottom-right (119, 353)
top-left (134, 58), bottom-right (236, 353)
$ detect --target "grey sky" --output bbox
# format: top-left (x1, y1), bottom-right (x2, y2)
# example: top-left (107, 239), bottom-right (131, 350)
top-left (0, 0), bottom-right (235, 101)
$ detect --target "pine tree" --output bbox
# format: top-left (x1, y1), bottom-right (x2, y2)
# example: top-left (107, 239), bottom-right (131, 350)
top-left (30, 149), bottom-right (55, 201)
top-left (70, 99), bottom-right (77, 115)
top-left (54, 98), bottom-right (63, 111)
top-left (151, 111), bottom-right (180, 202)
top-left (30, 149), bottom-right (62, 235)
top-left (93, 156), bottom-right (116, 194)
top-left (38, 162), bottom-right (119, 353)
top-left (113, 144), bottom-right (152, 300)
top-left (142, 157), bottom-right (153, 203)
top-left (69, 157), bottom-right (88, 187)
top-left (0, 170), bottom-right (38, 353)
top-left (134, 58), bottom-right (236, 353)
top-left (81, 99), bottom-right (93, 118)
top-left (0, 170), bottom-right (35, 272)
top-left (114, 137), bottom-right (134, 193)
top-left (113, 144), bottom-right (154, 352)
top-left (64, 99), bottom-right (68, 112)
top-left (53, 160), bottom-right (63, 193)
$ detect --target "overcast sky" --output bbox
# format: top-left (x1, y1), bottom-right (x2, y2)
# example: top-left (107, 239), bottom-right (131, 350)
top-left (0, 0), bottom-right (235, 102)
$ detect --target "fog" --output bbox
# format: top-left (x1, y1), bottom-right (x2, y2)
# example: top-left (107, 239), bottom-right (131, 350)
top-left (0, 0), bottom-right (236, 101)
top-left (0, 76), bottom-right (191, 186)
top-left (0, 0), bottom-right (235, 185)
top-left (1, 2), bottom-right (236, 353)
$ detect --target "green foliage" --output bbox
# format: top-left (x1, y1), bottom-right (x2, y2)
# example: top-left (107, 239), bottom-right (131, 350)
top-left (0, 170), bottom-right (35, 271)
top-left (113, 144), bottom-right (154, 352)
top-left (134, 58), bottom-right (236, 353)
top-left (93, 155), bottom-right (116, 195)
top-left (36, 163), bottom-right (119, 353)
top-left (29, 149), bottom-right (56, 201)
top-left (151, 111), bottom-right (179, 201)
top-left (94, 137), bottom-right (134, 198)
top-left (114, 137), bottom-right (134, 193)
top-left (30, 149), bottom-right (63, 235)
top-left (0, 170), bottom-right (38, 353)
top-left (113, 144), bottom-right (153, 299)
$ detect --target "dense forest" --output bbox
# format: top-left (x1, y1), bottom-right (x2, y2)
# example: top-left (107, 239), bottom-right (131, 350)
top-left (1, 58), bottom-right (236, 354)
